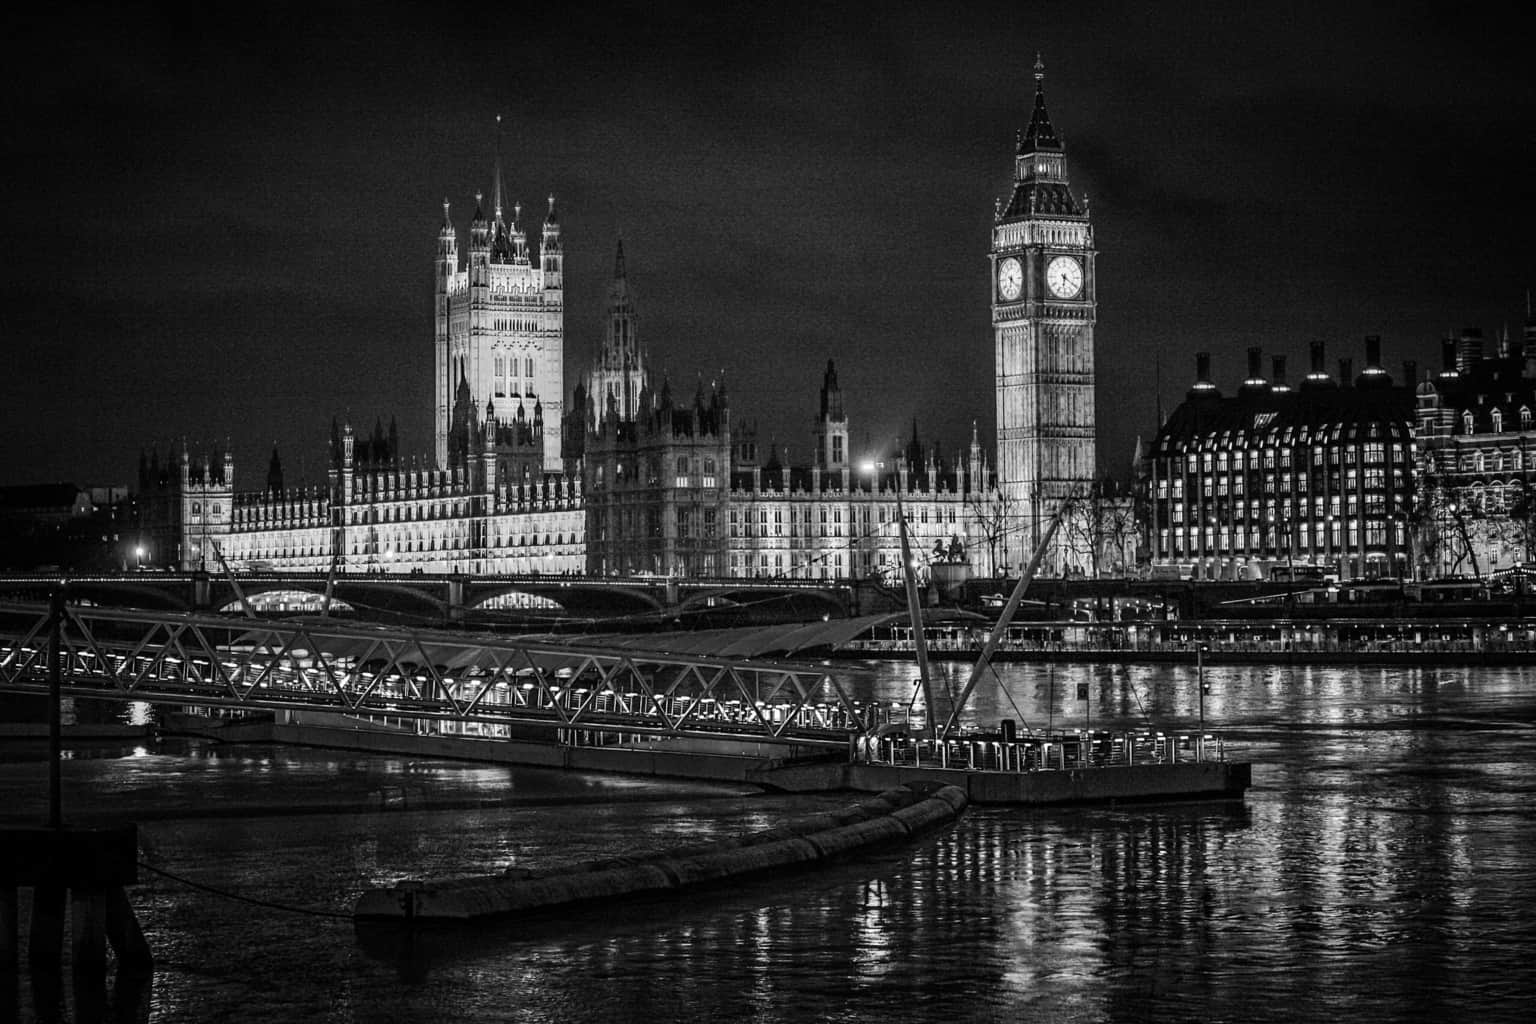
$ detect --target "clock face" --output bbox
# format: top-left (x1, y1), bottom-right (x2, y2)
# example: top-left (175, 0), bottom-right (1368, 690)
top-left (997, 257), bottom-right (1023, 301)
top-left (1046, 255), bottom-right (1083, 299)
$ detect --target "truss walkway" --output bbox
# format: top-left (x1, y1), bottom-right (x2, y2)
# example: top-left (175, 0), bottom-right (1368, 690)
top-left (0, 602), bottom-right (878, 748)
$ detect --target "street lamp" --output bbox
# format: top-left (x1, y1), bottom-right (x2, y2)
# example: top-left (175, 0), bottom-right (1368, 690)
top-left (134, 545), bottom-right (145, 571)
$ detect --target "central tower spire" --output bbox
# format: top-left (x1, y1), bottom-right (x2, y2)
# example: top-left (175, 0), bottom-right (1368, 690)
top-left (493, 114), bottom-right (505, 223)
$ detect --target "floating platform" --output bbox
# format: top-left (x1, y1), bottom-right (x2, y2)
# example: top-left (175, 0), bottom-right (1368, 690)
top-left (354, 783), bottom-right (968, 923)
top-left (752, 758), bottom-right (1251, 805)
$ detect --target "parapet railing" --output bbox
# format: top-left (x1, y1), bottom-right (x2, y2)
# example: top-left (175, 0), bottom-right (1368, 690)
top-left (856, 729), bottom-right (1228, 772)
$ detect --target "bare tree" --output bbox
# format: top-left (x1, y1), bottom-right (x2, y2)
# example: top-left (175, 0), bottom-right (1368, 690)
top-left (1058, 479), bottom-right (1135, 579)
top-left (966, 488), bottom-right (1016, 578)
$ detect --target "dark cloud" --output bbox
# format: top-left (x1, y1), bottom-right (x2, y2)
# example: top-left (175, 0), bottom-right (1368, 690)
top-left (2, 0), bottom-right (1533, 486)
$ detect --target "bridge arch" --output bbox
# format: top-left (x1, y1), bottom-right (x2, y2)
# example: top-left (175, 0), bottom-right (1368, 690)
top-left (467, 583), bottom-right (665, 618)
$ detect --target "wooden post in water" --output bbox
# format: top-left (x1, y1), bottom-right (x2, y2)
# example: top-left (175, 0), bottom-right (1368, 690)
top-left (48, 586), bottom-right (64, 828)
top-left (0, 886), bottom-right (16, 967)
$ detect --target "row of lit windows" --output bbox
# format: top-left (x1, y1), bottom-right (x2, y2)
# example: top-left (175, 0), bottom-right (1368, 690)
top-left (1160, 522), bottom-right (1402, 552)
top-left (727, 552), bottom-right (844, 578)
top-left (1450, 449), bottom-right (1533, 473)
top-left (1163, 494), bottom-right (1397, 521)
top-left (1167, 443), bottom-right (1407, 474)
top-left (1461, 408), bottom-right (1533, 434)
top-left (1158, 469), bottom-right (1402, 499)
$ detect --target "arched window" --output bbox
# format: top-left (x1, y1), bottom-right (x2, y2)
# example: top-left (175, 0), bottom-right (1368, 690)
top-left (1463, 411), bottom-right (1475, 434)
top-left (1492, 409), bottom-right (1504, 433)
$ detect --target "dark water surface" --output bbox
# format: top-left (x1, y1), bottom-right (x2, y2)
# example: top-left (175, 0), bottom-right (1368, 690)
top-left (3, 661), bottom-right (1535, 1023)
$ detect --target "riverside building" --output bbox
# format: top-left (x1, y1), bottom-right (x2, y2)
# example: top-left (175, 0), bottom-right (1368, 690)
top-left (133, 71), bottom-right (1134, 585)
top-left (1142, 340), bottom-right (1416, 581)
top-left (1413, 321), bottom-right (1536, 577)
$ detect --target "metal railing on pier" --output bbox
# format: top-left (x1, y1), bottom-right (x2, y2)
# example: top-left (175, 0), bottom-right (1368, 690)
top-left (857, 729), bottom-right (1227, 772)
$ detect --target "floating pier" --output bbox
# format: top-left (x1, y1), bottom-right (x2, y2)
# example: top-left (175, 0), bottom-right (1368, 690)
top-left (354, 783), bottom-right (968, 923)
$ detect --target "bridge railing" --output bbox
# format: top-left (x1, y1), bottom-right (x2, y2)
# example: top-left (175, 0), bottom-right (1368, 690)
top-left (0, 601), bottom-right (885, 747)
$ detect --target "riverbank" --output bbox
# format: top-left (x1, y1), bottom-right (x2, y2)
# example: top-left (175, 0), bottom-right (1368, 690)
top-left (836, 644), bottom-right (1536, 666)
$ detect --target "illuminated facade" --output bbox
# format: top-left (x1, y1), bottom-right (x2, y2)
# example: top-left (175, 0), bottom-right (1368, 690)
top-left (136, 442), bottom-right (234, 572)
top-left (1414, 323), bottom-right (1536, 577)
top-left (1143, 341), bottom-right (1417, 580)
top-left (433, 145), bottom-right (564, 472)
top-left (991, 58), bottom-right (1097, 575)
top-left (141, 422), bottom-right (584, 575)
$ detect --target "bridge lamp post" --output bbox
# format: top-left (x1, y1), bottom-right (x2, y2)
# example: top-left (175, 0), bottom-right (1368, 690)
top-left (134, 545), bottom-right (144, 571)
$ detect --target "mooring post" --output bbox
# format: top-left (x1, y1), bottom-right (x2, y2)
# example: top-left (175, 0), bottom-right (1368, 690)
top-left (27, 885), bottom-right (65, 968)
top-left (70, 887), bottom-right (108, 972)
top-left (0, 886), bottom-right (16, 967)
top-left (104, 886), bottom-right (153, 972)
top-left (48, 586), bottom-right (65, 829)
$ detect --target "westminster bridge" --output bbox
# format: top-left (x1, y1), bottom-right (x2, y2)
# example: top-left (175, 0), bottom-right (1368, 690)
top-left (0, 571), bottom-right (883, 627)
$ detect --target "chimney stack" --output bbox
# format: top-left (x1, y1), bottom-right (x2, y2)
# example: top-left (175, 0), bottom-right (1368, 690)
top-left (1303, 340), bottom-right (1334, 388)
top-left (1357, 334), bottom-right (1392, 388)
top-left (1271, 355), bottom-right (1290, 392)
top-left (1240, 346), bottom-right (1268, 395)
top-left (1440, 337), bottom-right (1459, 377)
top-left (1188, 352), bottom-right (1218, 398)
top-left (1456, 327), bottom-right (1483, 372)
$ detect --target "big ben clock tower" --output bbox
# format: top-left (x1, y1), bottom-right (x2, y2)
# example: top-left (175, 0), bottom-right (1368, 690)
top-left (992, 56), bottom-right (1096, 575)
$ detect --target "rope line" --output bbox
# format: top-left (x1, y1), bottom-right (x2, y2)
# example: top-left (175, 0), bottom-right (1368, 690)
top-left (137, 861), bottom-right (352, 921)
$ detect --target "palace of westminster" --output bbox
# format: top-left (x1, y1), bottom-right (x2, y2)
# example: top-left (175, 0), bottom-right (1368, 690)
top-left (136, 66), bottom-right (1536, 588)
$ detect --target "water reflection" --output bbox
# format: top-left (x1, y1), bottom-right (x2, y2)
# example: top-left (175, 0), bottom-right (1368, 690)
top-left (3, 661), bottom-right (1534, 1022)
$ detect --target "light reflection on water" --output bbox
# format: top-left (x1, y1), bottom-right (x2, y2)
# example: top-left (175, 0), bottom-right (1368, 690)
top-left (1, 660), bottom-right (1533, 1022)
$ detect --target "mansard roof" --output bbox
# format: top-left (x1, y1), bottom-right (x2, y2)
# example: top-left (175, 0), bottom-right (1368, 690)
top-left (1153, 385), bottom-right (1414, 456)
top-left (1002, 181), bottom-right (1083, 219)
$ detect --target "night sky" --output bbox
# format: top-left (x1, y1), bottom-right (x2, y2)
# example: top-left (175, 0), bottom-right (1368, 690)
top-left (4, 1), bottom-right (1533, 489)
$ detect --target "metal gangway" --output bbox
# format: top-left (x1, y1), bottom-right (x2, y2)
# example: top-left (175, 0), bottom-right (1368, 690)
top-left (0, 601), bottom-right (879, 749)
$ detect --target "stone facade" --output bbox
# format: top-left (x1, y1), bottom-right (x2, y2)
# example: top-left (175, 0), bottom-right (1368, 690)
top-left (1414, 324), bottom-right (1536, 577)
top-left (434, 147), bottom-right (563, 472)
top-left (991, 59), bottom-right (1097, 576)
top-left (1143, 341), bottom-right (1417, 581)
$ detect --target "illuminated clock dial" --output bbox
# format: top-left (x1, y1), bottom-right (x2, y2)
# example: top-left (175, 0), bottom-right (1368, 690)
top-left (997, 257), bottom-right (1023, 301)
top-left (1046, 255), bottom-right (1083, 299)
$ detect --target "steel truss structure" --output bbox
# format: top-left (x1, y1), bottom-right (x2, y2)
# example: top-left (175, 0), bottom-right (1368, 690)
top-left (0, 602), bottom-right (877, 747)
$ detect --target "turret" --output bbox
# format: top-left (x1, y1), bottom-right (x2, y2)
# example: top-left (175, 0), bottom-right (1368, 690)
top-left (266, 445), bottom-right (284, 496)
top-left (469, 191), bottom-right (490, 266)
top-left (813, 359), bottom-right (849, 477)
top-left (967, 421), bottom-right (984, 492)
top-left (541, 194), bottom-right (562, 288)
top-left (436, 199), bottom-right (457, 278)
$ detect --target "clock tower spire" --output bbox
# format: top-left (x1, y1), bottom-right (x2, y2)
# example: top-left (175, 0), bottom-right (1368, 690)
top-left (991, 56), bottom-right (1097, 575)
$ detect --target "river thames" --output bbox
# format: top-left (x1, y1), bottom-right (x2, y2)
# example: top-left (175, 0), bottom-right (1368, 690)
top-left (3, 659), bottom-right (1534, 1023)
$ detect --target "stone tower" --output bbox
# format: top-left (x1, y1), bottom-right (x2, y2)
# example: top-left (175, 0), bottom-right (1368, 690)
top-left (434, 121), bottom-right (565, 471)
top-left (991, 57), bottom-right (1096, 574)
top-left (585, 240), bottom-right (647, 424)
top-left (813, 359), bottom-right (849, 488)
